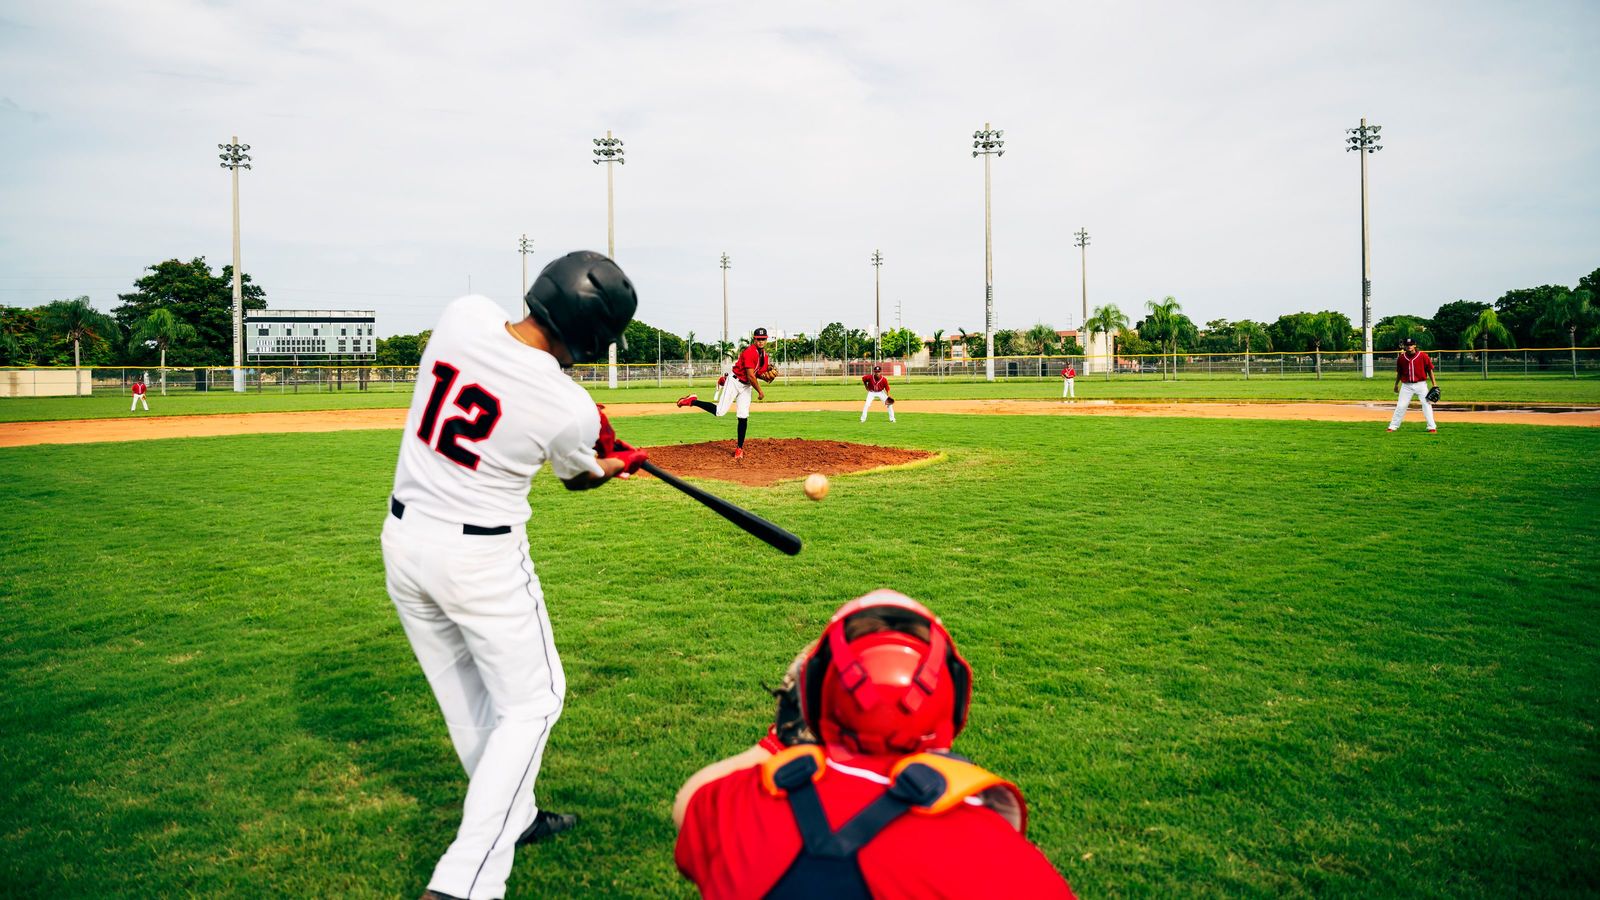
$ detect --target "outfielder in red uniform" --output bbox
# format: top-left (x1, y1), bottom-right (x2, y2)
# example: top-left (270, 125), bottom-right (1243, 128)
top-left (673, 591), bottom-right (1076, 900)
top-left (677, 327), bottom-right (772, 459)
top-left (1388, 337), bottom-right (1438, 432)
top-left (860, 366), bottom-right (894, 423)
top-left (1062, 364), bottom-right (1076, 399)
top-left (130, 378), bottom-right (148, 411)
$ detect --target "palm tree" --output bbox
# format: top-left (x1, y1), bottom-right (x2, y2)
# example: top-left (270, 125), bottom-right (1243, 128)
top-left (1235, 321), bottom-right (1270, 380)
top-left (1087, 304), bottom-right (1130, 380)
top-left (1461, 308), bottom-right (1515, 380)
top-left (41, 296), bottom-right (117, 396)
top-left (128, 307), bottom-right (198, 395)
top-left (1291, 312), bottom-right (1336, 380)
top-left (931, 329), bottom-right (946, 363)
top-left (1024, 323), bottom-right (1057, 357)
top-left (1536, 287), bottom-right (1594, 379)
top-left (1143, 296), bottom-right (1180, 379)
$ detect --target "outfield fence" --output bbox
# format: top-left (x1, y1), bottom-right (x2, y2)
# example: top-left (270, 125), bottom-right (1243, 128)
top-left (3, 347), bottom-right (1597, 397)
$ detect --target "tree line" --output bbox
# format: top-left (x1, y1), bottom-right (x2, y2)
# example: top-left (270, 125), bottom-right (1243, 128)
top-left (6, 258), bottom-right (1593, 372)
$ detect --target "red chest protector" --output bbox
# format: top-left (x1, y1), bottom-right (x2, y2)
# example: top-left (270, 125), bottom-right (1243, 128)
top-left (756, 745), bottom-right (1027, 900)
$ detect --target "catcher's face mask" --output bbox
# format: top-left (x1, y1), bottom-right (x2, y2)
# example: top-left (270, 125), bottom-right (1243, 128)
top-left (799, 590), bottom-right (972, 759)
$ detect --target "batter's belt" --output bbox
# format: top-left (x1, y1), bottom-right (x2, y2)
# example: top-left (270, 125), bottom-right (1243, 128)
top-left (390, 497), bottom-right (512, 536)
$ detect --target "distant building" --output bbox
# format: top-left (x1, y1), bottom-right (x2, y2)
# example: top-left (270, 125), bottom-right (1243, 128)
top-left (245, 309), bottom-right (377, 362)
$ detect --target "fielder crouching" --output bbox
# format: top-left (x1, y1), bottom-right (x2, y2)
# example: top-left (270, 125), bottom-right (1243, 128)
top-left (673, 590), bottom-right (1076, 899)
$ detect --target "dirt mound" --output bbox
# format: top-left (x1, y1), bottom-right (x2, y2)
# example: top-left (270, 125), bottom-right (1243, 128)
top-left (640, 438), bottom-right (934, 486)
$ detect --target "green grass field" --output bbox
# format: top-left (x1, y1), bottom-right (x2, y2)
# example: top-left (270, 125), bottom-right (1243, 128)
top-left (3, 412), bottom-right (1598, 897)
top-left (3, 373), bottom-right (1598, 422)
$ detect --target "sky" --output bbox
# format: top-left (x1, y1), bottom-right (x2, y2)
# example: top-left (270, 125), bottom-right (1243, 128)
top-left (2, 0), bottom-right (1596, 341)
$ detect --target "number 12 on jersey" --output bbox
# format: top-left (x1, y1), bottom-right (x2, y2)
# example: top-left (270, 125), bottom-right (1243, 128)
top-left (417, 361), bottom-right (503, 469)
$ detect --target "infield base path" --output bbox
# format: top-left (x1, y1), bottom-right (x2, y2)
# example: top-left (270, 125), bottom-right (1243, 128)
top-left (2, 399), bottom-right (1596, 448)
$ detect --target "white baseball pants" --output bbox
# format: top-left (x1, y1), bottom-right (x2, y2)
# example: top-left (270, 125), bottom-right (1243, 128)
top-left (715, 378), bottom-right (753, 419)
top-left (1389, 381), bottom-right (1436, 430)
top-left (382, 507), bottom-right (566, 900)
top-left (861, 391), bottom-right (894, 422)
top-left (130, 394), bottom-right (148, 410)
top-left (1062, 378), bottom-right (1075, 398)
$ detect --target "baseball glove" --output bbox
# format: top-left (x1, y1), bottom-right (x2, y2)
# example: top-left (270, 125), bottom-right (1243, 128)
top-left (1425, 386), bottom-right (1441, 403)
top-left (884, 396), bottom-right (895, 406)
top-left (763, 644), bottom-right (818, 748)
top-left (757, 366), bottom-right (777, 383)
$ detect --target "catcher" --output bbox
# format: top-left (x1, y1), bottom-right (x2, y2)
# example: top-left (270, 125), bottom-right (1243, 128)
top-left (673, 590), bottom-right (1076, 899)
top-left (677, 327), bottom-right (776, 460)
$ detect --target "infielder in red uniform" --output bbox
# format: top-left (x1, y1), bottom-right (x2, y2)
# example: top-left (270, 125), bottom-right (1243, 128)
top-left (1389, 337), bottom-right (1438, 432)
top-left (130, 378), bottom-right (148, 411)
top-left (385, 251), bottom-right (647, 900)
top-left (673, 591), bottom-right (1076, 899)
top-left (677, 327), bottom-right (771, 459)
top-left (1061, 364), bottom-right (1076, 399)
top-left (860, 365), bottom-right (895, 423)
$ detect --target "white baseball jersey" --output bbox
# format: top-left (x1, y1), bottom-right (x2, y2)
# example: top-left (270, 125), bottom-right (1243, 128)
top-left (391, 295), bottom-right (604, 527)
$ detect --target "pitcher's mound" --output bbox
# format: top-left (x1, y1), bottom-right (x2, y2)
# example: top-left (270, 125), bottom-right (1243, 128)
top-left (642, 438), bottom-right (935, 486)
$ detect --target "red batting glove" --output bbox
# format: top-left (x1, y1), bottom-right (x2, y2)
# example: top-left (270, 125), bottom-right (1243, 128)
top-left (611, 445), bottom-right (649, 476)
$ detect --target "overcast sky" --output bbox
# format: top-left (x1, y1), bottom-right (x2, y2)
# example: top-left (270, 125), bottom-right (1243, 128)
top-left (2, 0), bottom-right (1596, 341)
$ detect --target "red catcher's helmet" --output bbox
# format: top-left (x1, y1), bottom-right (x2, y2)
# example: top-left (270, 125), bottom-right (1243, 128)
top-left (799, 590), bottom-right (972, 759)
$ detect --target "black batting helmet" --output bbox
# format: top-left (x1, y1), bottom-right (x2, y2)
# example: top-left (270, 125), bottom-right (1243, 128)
top-left (525, 251), bottom-right (638, 364)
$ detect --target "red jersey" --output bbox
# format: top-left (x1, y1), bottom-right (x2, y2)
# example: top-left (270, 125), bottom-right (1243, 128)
top-left (862, 374), bottom-right (890, 393)
top-left (132, 382), bottom-right (147, 396)
top-left (676, 755), bottom-right (1074, 900)
top-left (735, 343), bottom-right (769, 384)
top-left (1396, 351), bottom-right (1433, 383)
top-left (1062, 366), bottom-right (1075, 379)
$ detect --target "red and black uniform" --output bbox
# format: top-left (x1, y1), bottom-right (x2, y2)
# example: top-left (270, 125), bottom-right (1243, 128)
top-left (686, 337), bottom-right (770, 450)
top-left (737, 342), bottom-right (770, 385)
top-left (677, 746), bottom-right (1074, 900)
top-left (861, 373), bottom-right (890, 394)
top-left (1396, 350), bottom-right (1433, 384)
top-left (131, 382), bottom-right (146, 395)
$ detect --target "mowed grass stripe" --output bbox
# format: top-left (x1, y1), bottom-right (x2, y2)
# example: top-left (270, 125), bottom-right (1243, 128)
top-left (3, 373), bottom-right (1599, 422)
top-left (2, 413), bottom-right (1596, 897)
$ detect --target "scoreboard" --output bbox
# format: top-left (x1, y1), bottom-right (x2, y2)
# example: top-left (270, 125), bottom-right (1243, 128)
top-left (245, 310), bottom-right (376, 360)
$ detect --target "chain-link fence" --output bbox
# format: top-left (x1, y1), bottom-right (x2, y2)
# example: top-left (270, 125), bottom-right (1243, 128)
top-left (3, 348), bottom-right (1597, 397)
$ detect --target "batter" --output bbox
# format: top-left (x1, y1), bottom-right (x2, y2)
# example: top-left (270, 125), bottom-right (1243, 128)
top-left (384, 251), bottom-right (645, 900)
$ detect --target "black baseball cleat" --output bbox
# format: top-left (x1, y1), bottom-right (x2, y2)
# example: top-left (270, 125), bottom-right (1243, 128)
top-left (516, 809), bottom-right (578, 846)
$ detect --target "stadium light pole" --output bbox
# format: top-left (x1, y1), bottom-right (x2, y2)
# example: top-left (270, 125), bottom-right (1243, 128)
top-left (518, 234), bottom-right (534, 299)
top-left (973, 123), bottom-right (1004, 381)
top-left (1346, 118), bottom-right (1382, 379)
top-left (593, 130), bottom-right (625, 387)
top-left (871, 249), bottom-right (884, 361)
top-left (720, 252), bottom-right (731, 363)
top-left (218, 136), bottom-right (251, 392)
top-left (1073, 228), bottom-right (1090, 333)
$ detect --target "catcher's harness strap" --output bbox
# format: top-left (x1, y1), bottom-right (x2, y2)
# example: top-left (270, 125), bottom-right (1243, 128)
top-left (758, 746), bottom-right (1028, 834)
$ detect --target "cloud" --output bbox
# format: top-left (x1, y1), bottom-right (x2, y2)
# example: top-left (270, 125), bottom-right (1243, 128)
top-left (0, 0), bottom-right (1595, 337)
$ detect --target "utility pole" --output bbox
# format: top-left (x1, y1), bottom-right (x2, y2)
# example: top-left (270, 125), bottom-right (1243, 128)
top-left (720, 252), bottom-right (731, 363)
top-left (1346, 118), bottom-right (1383, 379)
top-left (972, 123), bottom-right (1005, 381)
top-left (518, 234), bottom-right (534, 299)
top-left (218, 136), bottom-right (251, 392)
top-left (871, 249), bottom-right (884, 361)
top-left (592, 130), bottom-right (625, 387)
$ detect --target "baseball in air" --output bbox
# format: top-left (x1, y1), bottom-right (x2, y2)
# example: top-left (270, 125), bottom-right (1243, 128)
top-left (803, 473), bottom-right (829, 501)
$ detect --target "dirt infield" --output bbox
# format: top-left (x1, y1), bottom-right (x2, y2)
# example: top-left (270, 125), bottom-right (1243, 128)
top-left (640, 438), bottom-right (934, 486)
top-left (2, 399), bottom-right (1596, 448)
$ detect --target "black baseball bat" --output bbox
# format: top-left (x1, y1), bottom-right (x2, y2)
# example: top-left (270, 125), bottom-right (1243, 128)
top-left (639, 460), bottom-right (802, 555)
